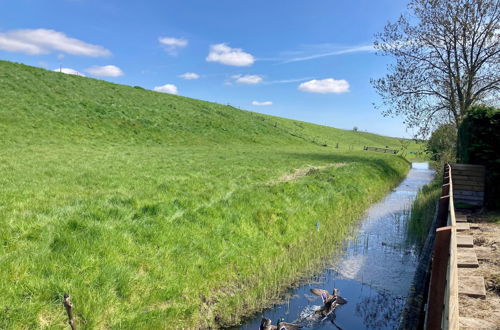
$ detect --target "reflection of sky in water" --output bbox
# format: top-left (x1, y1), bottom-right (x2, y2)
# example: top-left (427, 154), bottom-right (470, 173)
top-left (238, 163), bottom-right (434, 330)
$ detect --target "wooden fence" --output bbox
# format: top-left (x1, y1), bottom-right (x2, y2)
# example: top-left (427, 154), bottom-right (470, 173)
top-left (450, 163), bottom-right (485, 208)
top-left (363, 146), bottom-right (399, 154)
top-left (425, 164), bottom-right (459, 330)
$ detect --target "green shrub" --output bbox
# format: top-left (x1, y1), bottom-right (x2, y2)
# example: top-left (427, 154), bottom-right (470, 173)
top-left (426, 124), bottom-right (456, 163)
top-left (458, 105), bottom-right (500, 209)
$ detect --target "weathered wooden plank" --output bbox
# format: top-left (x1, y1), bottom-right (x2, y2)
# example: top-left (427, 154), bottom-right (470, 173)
top-left (454, 195), bottom-right (484, 201)
top-left (452, 171), bottom-right (485, 177)
top-left (451, 163), bottom-right (485, 170)
top-left (458, 276), bottom-right (486, 298)
top-left (457, 249), bottom-right (479, 268)
top-left (437, 195), bottom-right (450, 227)
top-left (454, 190), bottom-right (484, 197)
top-left (470, 223), bottom-right (480, 229)
top-left (456, 223), bottom-right (470, 231)
top-left (450, 169), bottom-right (485, 177)
top-left (450, 166), bottom-right (485, 173)
top-left (455, 201), bottom-right (482, 207)
top-left (456, 235), bottom-right (474, 247)
top-left (442, 183), bottom-right (450, 195)
top-left (426, 226), bottom-right (452, 330)
top-left (455, 200), bottom-right (484, 206)
top-left (453, 178), bottom-right (484, 186)
top-left (452, 175), bottom-right (485, 182)
top-left (453, 179), bottom-right (485, 185)
top-left (459, 186), bottom-right (484, 193)
top-left (455, 201), bottom-right (483, 207)
top-left (453, 185), bottom-right (484, 192)
top-left (455, 196), bottom-right (484, 202)
top-left (455, 191), bottom-right (484, 197)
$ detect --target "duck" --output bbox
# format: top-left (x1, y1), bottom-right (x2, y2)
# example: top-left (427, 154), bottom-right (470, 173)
top-left (259, 317), bottom-right (303, 330)
top-left (309, 288), bottom-right (347, 318)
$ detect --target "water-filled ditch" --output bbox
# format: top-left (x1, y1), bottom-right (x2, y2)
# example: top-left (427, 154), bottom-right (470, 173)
top-left (238, 162), bottom-right (434, 329)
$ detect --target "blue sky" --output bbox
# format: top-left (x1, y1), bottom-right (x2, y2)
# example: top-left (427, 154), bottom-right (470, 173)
top-left (0, 0), bottom-right (413, 137)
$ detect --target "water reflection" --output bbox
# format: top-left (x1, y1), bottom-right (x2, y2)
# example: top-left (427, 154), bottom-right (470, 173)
top-left (238, 162), bottom-right (434, 329)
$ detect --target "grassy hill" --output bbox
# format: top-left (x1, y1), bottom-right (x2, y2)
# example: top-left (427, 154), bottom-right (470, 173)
top-left (0, 61), bottom-right (417, 328)
top-left (0, 61), bottom-right (417, 149)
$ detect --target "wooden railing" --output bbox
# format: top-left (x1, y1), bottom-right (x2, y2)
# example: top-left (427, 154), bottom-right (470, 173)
top-left (425, 164), bottom-right (459, 330)
top-left (362, 146), bottom-right (399, 154)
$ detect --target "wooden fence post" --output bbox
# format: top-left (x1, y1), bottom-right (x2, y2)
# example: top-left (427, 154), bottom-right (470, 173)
top-left (63, 294), bottom-right (76, 330)
top-left (442, 183), bottom-right (450, 196)
top-left (425, 226), bottom-right (452, 330)
top-left (437, 195), bottom-right (450, 227)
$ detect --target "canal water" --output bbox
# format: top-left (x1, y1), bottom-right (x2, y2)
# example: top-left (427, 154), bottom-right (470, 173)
top-left (239, 162), bottom-right (434, 329)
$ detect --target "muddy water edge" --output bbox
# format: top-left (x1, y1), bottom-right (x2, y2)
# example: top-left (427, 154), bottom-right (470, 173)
top-left (236, 162), bottom-right (434, 330)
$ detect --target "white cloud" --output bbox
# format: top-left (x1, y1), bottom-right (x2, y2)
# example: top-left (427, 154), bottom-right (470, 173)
top-left (206, 43), bottom-right (254, 66)
top-left (179, 72), bottom-right (200, 80)
top-left (252, 101), bottom-right (273, 106)
top-left (298, 78), bottom-right (350, 94)
top-left (85, 65), bottom-right (123, 77)
top-left (154, 84), bottom-right (178, 95)
top-left (159, 36), bottom-right (188, 55)
top-left (263, 77), bottom-right (312, 84)
top-left (53, 67), bottom-right (85, 76)
top-left (0, 29), bottom-right (111, 57)
top-left (232, 74), bottom-right (263, 84)
top-left (159, 37), bottom-right (187, 47)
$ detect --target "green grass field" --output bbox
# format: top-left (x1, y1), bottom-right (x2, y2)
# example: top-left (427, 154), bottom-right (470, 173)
top-left (0, 61), bottom-right (418, 328)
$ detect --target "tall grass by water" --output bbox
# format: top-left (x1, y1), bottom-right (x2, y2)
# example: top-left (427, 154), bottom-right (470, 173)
top-left (407, 179), bottom-right (441, 247)
top-left (0, 61), bottom-right (413, 328)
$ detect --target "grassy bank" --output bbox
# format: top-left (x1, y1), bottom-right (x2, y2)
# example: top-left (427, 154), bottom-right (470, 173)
top-left (407, 177), bottom-right (441, 248)
top-left (1, 61), bottom-right (411, 328)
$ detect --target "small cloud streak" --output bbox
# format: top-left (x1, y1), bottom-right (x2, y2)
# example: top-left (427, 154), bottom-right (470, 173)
top-left (206, 43), bottom-right (254, 66)
top-left (85, 65), bottom-right (123, 77)
top-left (283, 44), bottom-right (374, 63)
top-left (179, 72), bottom-right (200, 80)
top-left (232, 74), bottom-right (262, 84)
top-left (252, 101), bottom-right (273, 106)
top-left (0, 29), bottom-right (111, 57)
top-left (154, 84), bottom-right (178, 95)
top-left (159, 36), bottom-right (188, 55)
top-left (264, 77), bottom-right (313, 85)
top-left (298, 78), bottom-right (350, 94)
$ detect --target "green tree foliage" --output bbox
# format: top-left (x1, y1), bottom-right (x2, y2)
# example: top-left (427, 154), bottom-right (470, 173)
top-left (458, 105), bottom-right (500, 208)
top-left (373, 0), bottom-right (500, 138)
top-left (426, 124), bottom-right (457, 162)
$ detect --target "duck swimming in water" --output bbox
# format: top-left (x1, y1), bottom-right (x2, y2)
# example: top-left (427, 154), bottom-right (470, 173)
top-left (310, 288), bottom-right (347, 318)
top-left (259, 317), bottom-right (303, 330)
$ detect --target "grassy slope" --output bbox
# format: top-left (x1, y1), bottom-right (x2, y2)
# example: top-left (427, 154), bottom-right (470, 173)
top-left (1, 61), bottom-right (413, 328)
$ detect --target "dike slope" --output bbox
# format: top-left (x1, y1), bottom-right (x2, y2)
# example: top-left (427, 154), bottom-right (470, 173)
top-left (0, 61), bottom-right (411, 328)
